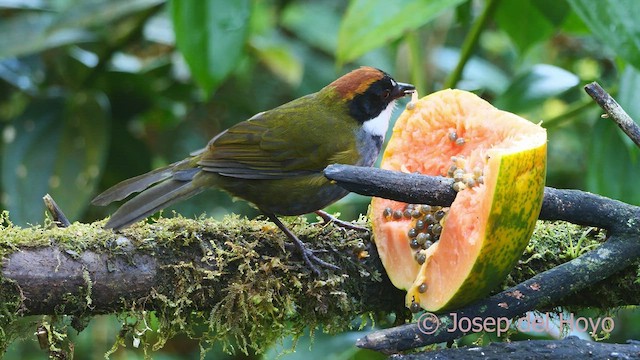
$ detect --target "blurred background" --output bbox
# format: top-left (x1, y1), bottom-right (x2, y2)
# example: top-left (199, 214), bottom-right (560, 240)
top-left (1, 0), bottom-right (639, 358)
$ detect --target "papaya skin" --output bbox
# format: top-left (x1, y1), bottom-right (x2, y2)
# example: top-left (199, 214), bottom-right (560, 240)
top-left (370, 89), bottom-right (547, 312)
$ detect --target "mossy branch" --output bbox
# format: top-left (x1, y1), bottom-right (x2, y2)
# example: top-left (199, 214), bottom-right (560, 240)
top-left (0, 212), bottom-right (638, 353)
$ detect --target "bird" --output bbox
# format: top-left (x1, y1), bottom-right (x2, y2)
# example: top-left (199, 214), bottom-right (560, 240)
top-left (92, 66), bottom-right (415, 274)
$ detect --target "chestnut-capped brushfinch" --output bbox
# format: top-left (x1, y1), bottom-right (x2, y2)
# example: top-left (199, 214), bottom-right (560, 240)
top-left (93, 66), bottom-right (415, 273)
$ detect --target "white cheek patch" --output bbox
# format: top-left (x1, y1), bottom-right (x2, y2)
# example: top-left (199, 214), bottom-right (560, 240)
top-left (362, 100), bottom-right (396, 138)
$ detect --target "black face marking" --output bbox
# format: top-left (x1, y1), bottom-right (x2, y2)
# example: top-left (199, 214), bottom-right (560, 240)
top-left (348, 75), bottom-right (398, 124)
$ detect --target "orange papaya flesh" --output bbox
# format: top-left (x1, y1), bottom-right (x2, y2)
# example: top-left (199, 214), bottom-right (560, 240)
top-left (370, 89), bottom-right (546, 312)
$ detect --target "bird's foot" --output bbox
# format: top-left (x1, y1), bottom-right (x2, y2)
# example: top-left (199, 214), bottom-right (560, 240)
top-left (292, 237), bottom-right (340, 275)
top-left (267, 214), bottom-right (340, 275)
top-left (315, 210), bottom-right (369, 232)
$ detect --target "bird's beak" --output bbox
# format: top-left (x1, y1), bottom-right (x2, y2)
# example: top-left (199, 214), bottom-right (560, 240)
top-left (391, 82), bottom-right (416, 99)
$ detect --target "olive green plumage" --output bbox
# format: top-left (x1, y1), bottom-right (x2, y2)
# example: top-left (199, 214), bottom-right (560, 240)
top-left (92, 67), bottom-right (415, 233)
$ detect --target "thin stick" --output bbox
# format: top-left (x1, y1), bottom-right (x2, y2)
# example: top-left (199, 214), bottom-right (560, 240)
top-left (43, 194), bottom-right (71, 228)
top-left (584, 82), bottom-right (640, 149)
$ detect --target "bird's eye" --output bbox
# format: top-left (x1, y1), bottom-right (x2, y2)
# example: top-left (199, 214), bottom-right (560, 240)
top-left (382, 89), bottom-right (391, 99)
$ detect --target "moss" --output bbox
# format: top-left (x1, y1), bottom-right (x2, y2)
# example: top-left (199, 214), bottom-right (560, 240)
top-left (1, 212), bottom-right (637, 357)
top-left (505, 221), bottom-right (606, 285)
top-left (504, 220), bottom-right (640, 310)
top-left (133, 214), bottom-right (370, 356)
top-left (1, 211), bottom-right (378, 357)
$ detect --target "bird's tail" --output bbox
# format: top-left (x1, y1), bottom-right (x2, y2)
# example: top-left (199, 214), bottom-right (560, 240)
top-left (92, 159), bottom-right (205, 230)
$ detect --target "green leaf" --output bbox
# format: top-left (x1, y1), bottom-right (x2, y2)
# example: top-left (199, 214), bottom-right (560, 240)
top-left (49, 0), bottom-right (164, 30)
top-left (281, 1), bottom-right (341, 53)
top-left (0, 0), bottom-right (163, 59)
top-left (568, 0), bottom-right (640, 70)
top-left (336, 0), bottom-right (465, 65)
top-left (585, 66), bottom-right (640, 205)
top-left (170, 0), bottom-right (251, 96)
top-left (494, 64), bottom-right (579, 113)
top-left (0, 12), bottom-right (93, 59)
top-left (1, 93), bottom-right (109, 225)
top-left (496, 0), bottom-right (569, 53)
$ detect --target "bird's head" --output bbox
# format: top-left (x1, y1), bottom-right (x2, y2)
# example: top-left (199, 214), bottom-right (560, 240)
top-left (325, 66), bottom-right (415, 137)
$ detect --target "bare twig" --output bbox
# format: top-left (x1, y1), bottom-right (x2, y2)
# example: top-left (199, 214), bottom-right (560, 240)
top-left (42, 194), bottom-right (71, 228)
top-left (584, 81), bottom-right (640, 148)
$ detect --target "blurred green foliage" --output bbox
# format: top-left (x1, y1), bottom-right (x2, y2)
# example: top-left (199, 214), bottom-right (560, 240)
top-left (1, 0), bottom-right (640, 358)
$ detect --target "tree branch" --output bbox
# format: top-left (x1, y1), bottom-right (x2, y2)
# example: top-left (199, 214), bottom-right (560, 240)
top-left (323, 165), bottom-right (638, 232)
top-left (389, 337), bottom-right (640, 359)
top-left (584, 81), bottom-right (640, 148)
top-left (355, 233), bottom-right (640, 352)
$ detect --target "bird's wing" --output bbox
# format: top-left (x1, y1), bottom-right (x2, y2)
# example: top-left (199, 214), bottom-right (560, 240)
top-left (197, 97), bottom-right (359, 179)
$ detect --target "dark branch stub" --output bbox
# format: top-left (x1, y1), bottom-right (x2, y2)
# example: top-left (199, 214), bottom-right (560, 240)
top-left (585, 81), bottom-right (640, 149)
top-left (43, 194), bottom-right (71, 228)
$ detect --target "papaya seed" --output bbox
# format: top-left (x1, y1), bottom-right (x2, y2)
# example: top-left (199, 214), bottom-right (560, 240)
top-left (403, 209), bottom-right (413, 219)
top-left (424, 213), bottom-right (436, 224)
top-left (434, 209), bottom-right (446, 221)
top-left (411, 209), bottom-right (422, 218)
top-left (410, 238), bottom-right (421, 249)
top-left (418, 283), bottom-right (428, 293)
top-left (410, 301), bottom-right (421, 313)
top-left (423, 240), bottom-right (433, 249)
top-left (447, 164), bottom-right (457, 177)
top-left (453, 169), bottom-right (465, 181)
top-left (415, 250), bottom-right (427, 265)
top-left (408, 228), bottom-right (418, 238)
top-left (448, 131), bottom-right (457, 141)
top-left (420, 205), bottom-right (432, 214)
top-left (432, 224), bottom-right (443, 235)
top-left (455, 137), bottom-right (466, 146)
top-left (392, 210), bottom-right (403, 220)
top-left (383, 207), bottom-right (392, 218)
top-left (416, 232), bottom-right (429, 245)
top-left (452, 182), bottom-right (461, 191)
top-left (464, 177), bottom-right (476, 188)
top-left (415, 219), bottom-right (426, 230)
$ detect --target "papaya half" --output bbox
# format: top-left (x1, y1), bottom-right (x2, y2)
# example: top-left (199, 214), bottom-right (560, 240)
top-left (370, 89), bottom-right (546, 312)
